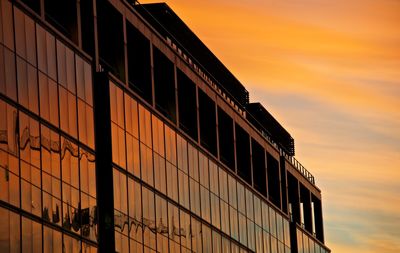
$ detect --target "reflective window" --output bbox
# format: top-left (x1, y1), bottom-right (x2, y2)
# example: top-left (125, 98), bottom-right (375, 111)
top-left (0, 45), bottom-right (17, 101)
top-left (155, 195), bottom-right (168, 252)
top-left (209, 160), bottom-right (219, 195)
top-left (189, 178), bottom-right (201, 216)
top-left (200, 186), bottom-right (210, 223)
top-left (128, 178), bottom-right (142, 243)
top-left (142, 187), bottom-right (156, 249)
top-left (238, 213), bottom-right (247, 246)
top-left (176, 135), bottom-right (188, 173)
top-left (166, 162), bottom-right (178, 202)
top-left (211, 193), bottom-right (220, 229)
top-left (0, 207), bottom-right (21, 253)
top-left (17, 57), bottom-right (38, 114)
top-left (22, 216), bottom-right (42, 253)
top-left (165, 125), bottom-right (177, 165)
top-left (199, 152), bottom-right (209, 188)
top-left (154, 153), bottom-right (166, 194)
top-left (39, 72), bottom-right (59, 126)
top-left (43, 225), bottom-right (62, 253)
top-left (14, 7), bottom-right (36, 66)
top-left (202, 224), bottom-right (212, 253)
top-left (178, 169), bottom-right (189, 209)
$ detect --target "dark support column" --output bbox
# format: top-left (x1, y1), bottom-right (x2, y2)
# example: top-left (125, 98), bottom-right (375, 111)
top-left (288, 173), bottom-right (300, 224)
top-left (300, 184), bottom-right (313, 233)
top-left (290, 221), bottom-right (298, 253)
top-left (313, 195), bottom-right (325, 242)
top-left (93, 72), bottom-right (115, 253)
top-left (280, 156), bottom-right (288, 213)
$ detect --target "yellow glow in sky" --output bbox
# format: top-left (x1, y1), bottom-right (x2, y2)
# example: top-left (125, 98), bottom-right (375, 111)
top-left (139, 0), bottom-right (400, 252)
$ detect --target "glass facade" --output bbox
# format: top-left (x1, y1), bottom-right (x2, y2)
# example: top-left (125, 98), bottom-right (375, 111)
top-left (0, 0), bottom-right (329, 252)
top-left (109, 82), bottom-right (292, 253)
top-left (0, 1), bottom-right (97, 251)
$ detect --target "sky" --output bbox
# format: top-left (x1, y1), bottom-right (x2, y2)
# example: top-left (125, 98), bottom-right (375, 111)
top-left (138, 0), bottom-right (400, 252)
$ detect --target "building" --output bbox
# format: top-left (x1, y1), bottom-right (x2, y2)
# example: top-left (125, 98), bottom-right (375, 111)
top-left (0, 0), bottom-right (330, 252)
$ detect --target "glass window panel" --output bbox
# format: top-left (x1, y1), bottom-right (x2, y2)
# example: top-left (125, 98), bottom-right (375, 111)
top-left (84, 61), bottom-right (93, 106)
top-left (200, 186), bottom-right (210, 223)
top-left (283, 218), bottom-right (290, 247)
top-left (245, 189), bottom-right (254, 221)
top-left (231, 242), bottom-right (240, 253)
top-left (142, 187), bottom-right (156, 249)
top-left (111, 123), bottom-right (126, 169)
top-left (188, 143), bottom-right (198, 181)
top-left (228, 174), bottom-right (237, 208)
top-left (151, 115), bottom-right (164, 157)
top-left (263, 231), bottom-right (270, 253)
top-left (1, 0), bottom-right (14, 50)
top-left (56, 40), bottom-right (67, 86)
top-left (46, 76), bottom-right (59, 126)
top-left (109, 82), bottom-right (117, 124)
top-left (209, 160), bottom-right (219, 195)
top-left (247, 219), bottom-right (255, 251)
top-left (113, 169), bottom-right (127, 214)
top-left (0, 207), bottom-right (20, 253)
top-left (178, 169), bottom-right (189, 209)
top-left (22, 216), bottom-right (42, 253)
top-left (63, 234), bottom-right (81, 253)
top-left (43, 225), bottom-right (62, 253)
top-left (14, 7), bottom-right (26, 59)
top-left (78, 99), bottom-right (88, 145)
top-left (42, 191), bottom-right (61, 225)
top-left (61, 137), bottom-right (79, 188)
top-left (271, 236), bottom-right (278, 253)
top-left (176, 135), bottom-right (187, 173)
top-left (19, 112), bottom-right (40, 167)
top-left (153, 153), bottom-right (166, 194)
top-left (212, 230), bottom-right (221, 253)
top-left (191, 217), bottom-right (202, 253)
top-left (269, 207), bottom-right (277, 237)
top-left (237, 182), bottom-right (245, 214)
top-left (14, 8), bottom-right (36, 65)
top-left (168, 202), bottom-right (180, 244)
top-left (220, 201), bottom-right (229, 235)
top-left (238, 213), bottom-right (247, 246)
top-left (211, 193), bottom-right (220, 229)
top-left (155, 194), bottom-right (168, 241)
top-left (17, 57), bottom-right (38, 114)
top-left (199, 152), bottom-right (209, 188)
top-left (202, 224), bottom-right (212, 253)
top-left (219, 169), bottom-right (228, 202)
top-left (254, 196), bottom-right (262, 226)
top-left (80, 149), bottom-right (96, 198)
top-left (124, 94), bottom-right (138, 138)
top-left (0, 100), bottom-right (16, 153)
top-left (255, 225), bottom-right (263, 253)
top-left (59, 86), bottom-right (77, 137)
top-left (0, 151), bottom-right (20, 207)
top-left (165, 125), bottom-right (176, 165)
top-left (0, 45), bottom-right (17, 101)
top-left (221, 236), bottom-right (230, 253)
top-left (166, 162), bottom-right (178, 202)
top-left (140, 144), bottom-right (153, 186)
top-left (179, 210), bottom-right (191, 250)
top-left (76, 55), bottom-right (85, 101)
top-left (277, 214), bottom-right (284, 243)
top-left (128, 178), bottom-right (142, 242)
top-left (126, 134), bottom-right (140, 177)
top-left (229, 206), bottom-right (239, 241)
top-left (262, 201), bottom-right (269, 232)
top-left (189, 178), bottom-right (200, 216)
top-left (139, 105), bottom-right (152, 147)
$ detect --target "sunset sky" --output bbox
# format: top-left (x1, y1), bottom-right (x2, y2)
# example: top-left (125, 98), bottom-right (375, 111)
top-left (140, 0), bottom-right (400, 252)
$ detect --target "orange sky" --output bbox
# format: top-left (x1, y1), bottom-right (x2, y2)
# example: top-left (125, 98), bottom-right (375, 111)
top-left (139, 0), bottom-right (400, 252)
